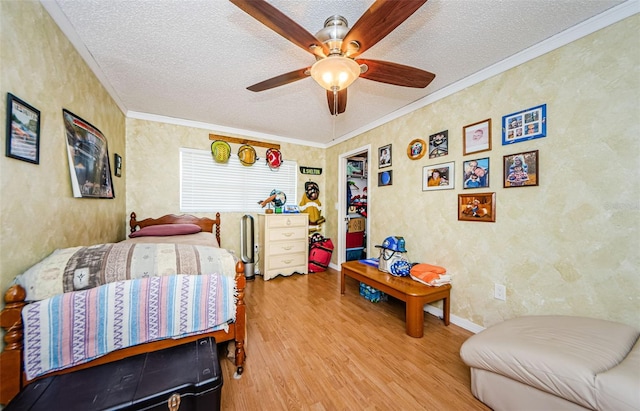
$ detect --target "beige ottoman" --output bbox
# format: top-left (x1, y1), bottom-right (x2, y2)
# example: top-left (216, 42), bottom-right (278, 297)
top-left (460, 316), bottom-right (640, 411)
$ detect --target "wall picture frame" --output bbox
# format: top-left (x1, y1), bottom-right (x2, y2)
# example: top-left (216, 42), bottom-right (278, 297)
top-left (5, 93), bottom-right (40, 164)
top-left (458, 192), bottom-right (496, 222)
top-left (504, 150), bottom-right (539, 188)
top-left (407, 138), bottom-right (426, 160)
top-left (463, 118), bottom-right (491, 155)
top-left (63, 109), bottom-right (115, 198)
top-left (502, 104), bottom-right (546, 145)
top-left (378, 170), bottom-right (393, 186)
top-left (114, 153), bottom-right (122, 177)
top-left (378, 144), bottom-right (392, 168)
top-left (428, 130), bottom-right (448, 158)
top-left (462, 157), bottom-right (490, 189)
top-left (422, 161), bottom-right (455, 191)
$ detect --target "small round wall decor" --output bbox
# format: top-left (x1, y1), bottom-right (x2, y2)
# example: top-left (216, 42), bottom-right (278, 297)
top-left (407, 138), bottom-right (426, 160)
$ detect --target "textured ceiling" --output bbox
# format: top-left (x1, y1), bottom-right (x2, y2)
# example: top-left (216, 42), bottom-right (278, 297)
top-left (42, 0), bottom-right (633, 146)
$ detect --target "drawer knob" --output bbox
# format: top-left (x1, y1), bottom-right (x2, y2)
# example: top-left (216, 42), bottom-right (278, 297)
top-left (282, 246), bottom-right (293, 250)
top-left (283, 259), bottom-right (293, 264)
top-left (286, 218), bottom-right (291, 225)
top-left (282, 232), bottom-right (293, 237)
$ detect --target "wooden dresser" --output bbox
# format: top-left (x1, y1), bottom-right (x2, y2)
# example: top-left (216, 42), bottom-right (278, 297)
top-left (258, 214), bottom-right (308, 281)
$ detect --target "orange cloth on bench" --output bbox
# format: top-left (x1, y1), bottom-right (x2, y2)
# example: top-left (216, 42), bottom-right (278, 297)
top-left (410, 263), bottom-right (449, 286)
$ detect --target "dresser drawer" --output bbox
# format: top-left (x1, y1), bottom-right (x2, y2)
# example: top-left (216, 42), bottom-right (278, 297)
top-left (268, 240), bottom-right (307, 256)
top-left (267, 226), bottom-right (307, 242)
top-left (266, 214), bottom-right (308, 229)
top-left (265, 252), bottom-right (307, 271)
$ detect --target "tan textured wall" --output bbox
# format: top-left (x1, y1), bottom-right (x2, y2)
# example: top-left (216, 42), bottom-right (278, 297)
top-left (325, 16), bottom-right (640, 328)
top-left (125, 118), bottom-right (325, 254)
top-left (4, 1), bottom-right (635, 334)
top-left (0, 2), bottom-right (126, 294)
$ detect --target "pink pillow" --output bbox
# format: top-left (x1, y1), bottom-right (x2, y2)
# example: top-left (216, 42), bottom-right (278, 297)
top-left (129, 223), bottom-right (202, 238)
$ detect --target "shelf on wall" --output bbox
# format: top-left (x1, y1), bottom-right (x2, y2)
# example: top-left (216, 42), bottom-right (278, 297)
top-left (208, 134), bottom-right (280, 150)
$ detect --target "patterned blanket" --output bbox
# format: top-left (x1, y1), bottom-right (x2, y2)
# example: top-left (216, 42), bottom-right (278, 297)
top-left (16, 243), bottom-right (237, 301)
top-left (22, 274), bottom-right (236, 380)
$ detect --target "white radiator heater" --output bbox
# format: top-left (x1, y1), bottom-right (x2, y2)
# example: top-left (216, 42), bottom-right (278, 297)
top-left (240, 214), bottom-right (255, 280)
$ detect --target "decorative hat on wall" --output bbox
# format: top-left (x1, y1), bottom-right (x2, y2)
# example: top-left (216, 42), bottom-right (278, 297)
top-left (211, 140), bottom-right (231, 163)
top-left (265, 148), bottom-right (283, 170)
top-left (238, 144), bottom-right (257, 166)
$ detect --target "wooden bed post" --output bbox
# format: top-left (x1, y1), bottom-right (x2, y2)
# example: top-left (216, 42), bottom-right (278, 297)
top-left (234, 260), bottom-right (247, 374)
top-left (0, 284), bottom-right (26, 405)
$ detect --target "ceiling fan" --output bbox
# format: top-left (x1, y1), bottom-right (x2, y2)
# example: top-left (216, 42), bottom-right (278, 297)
top-left (230, 0), bottom-right (436, 116)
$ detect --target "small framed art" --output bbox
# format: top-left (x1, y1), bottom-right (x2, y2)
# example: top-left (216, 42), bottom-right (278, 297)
top-left (378, 170), bottom-right (393, 186)
top-left (463, 119), bottom-right (491, 155)
top-left (502, 104), bottom-right (546, 145)
top-left (378, 144), bottom-right (392, 168)
top-left (428, 130), bottom-right (448, 158)
top-left (114, 153), bottom-right (122, 177)
top-left (5, 93), bottom-right (40, 164)
top-left (422, 161), bottom-right (454, 191)
top-left (407, 138), bottom-right (426, 160)
top-left (463, 157), bottom-right (489, 189)
top-left (458, 192), bottom-right (496, 222)
top-left (504, 150), bottom-right (539, 188)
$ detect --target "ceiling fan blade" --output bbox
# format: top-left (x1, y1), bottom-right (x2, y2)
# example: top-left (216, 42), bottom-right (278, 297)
top-left (357, 59), bottom-right (435, 88)
top-left (230, 0), bottom-right (329, 57)
top-left (342, 0), bottom-right (428, 57)
top-left (327, 89), bottom-right (347, 115)
top-left (247, 68), bottom-right (310, 92)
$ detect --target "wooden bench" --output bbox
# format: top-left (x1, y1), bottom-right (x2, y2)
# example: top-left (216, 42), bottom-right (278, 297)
top-left (341, 261), bottom-right (451, 338)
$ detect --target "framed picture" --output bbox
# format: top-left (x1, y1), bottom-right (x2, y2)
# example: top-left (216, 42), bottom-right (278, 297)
top-left (463, 118), bottom-right (491, 155)
top-left (458, 192), bottom-right (496, 222)
top-left (114, 153), bottom-right (122, 177)
top-left (428, 130), bottom-right (448, 158)
top-left (502, 104), bottom-right (546, 145)
top-left (5, 93), bottom-right (40, 164)
top-left (407, 138), bottom-right (426, 160)
top-left (378, 170), bottom-right (393, 186)
top-left (378, 144), bottom-right (392, 168)
top-left (504, 150), bottom-right (539, 188)
top-left (63, 109), bottom-right (115, 198)
top-left (463, 157), bottom-right (490, 189)
top-left (422, 161), bottom-right (455, 191)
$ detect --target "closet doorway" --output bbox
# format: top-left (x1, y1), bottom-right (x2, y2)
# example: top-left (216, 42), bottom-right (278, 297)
top-left (337, 145), bottom-right (371, 266)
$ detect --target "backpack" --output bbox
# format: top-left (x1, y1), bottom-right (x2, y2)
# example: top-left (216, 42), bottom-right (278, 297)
top-left (308, 233), bottom-right (334, 273)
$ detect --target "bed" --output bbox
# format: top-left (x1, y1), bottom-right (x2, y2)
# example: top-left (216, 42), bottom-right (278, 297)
top-left (0, 212), bottom-right (246, 406)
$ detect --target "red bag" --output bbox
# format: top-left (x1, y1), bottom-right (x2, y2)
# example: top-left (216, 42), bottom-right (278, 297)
top-left (308, 234), bottom-right (334, 273)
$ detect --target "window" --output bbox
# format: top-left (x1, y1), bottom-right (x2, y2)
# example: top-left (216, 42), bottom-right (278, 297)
top-left (180, 147), bottom-right (297, 212)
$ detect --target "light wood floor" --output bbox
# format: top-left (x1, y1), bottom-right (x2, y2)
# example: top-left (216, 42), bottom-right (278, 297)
top-left (219, 267), bottom-right (490, 411)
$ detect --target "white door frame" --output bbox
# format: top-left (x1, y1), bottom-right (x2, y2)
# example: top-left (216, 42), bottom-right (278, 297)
top-left (336, 144), bottom-right (371, 266)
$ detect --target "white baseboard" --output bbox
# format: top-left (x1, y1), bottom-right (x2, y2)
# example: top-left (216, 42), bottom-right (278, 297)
top-left (423, 305), bottom-right (485, 334)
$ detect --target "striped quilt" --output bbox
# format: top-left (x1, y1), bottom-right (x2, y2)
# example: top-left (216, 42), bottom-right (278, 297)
top-left (16, 243), bottom-right (237, 302)
top-left (22, 274), bottom-right (236, 380)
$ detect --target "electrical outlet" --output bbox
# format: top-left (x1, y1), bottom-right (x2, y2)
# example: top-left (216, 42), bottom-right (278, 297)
top-left (494, 283), bottom-right (506, 301)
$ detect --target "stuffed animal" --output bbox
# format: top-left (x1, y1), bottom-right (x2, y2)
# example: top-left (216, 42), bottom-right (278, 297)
top-left (299, 181), bottom-right (325, 226)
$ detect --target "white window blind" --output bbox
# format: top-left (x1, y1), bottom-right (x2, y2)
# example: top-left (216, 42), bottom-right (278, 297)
top-left (180, 147), bottom-right (297, 213)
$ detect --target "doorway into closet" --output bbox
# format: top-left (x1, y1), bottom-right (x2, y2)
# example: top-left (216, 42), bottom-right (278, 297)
top-left (337, 145), bottom-right (371, 266)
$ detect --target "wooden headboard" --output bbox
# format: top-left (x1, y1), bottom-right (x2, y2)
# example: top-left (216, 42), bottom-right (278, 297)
top-left (128, 212), bottom-right (221, 246)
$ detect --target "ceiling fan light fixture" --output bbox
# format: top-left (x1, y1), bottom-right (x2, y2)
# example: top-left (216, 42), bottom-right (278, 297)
top-left (310, 55), bottom-right (360, 91)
